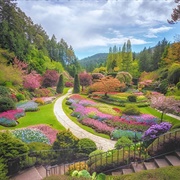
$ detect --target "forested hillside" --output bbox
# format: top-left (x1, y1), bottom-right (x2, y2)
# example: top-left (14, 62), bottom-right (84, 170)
top-left (0, 0), bottom-right (81, 77)
top-left (79, 53), bottom-right (108, 72)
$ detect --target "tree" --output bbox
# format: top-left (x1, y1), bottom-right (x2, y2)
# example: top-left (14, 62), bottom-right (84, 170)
top-left (150, 95), bottom-right (180, 122)
top-left (79, 72), bottom-right (92, 91)
top-left (42, 70), bottom-right (59, 87)
top-left (23, 71), bottom-right (41, 91)
top-left (115, 71), bottom-right (132, 86)
top-left (0, 131), bottom-right (29, 175)
top-left (56, 74), bottom-right (64, 93)
top-left (73, 73), bottom-right (80, 93)
top-left (168, 0), bottom-right (180, 24)
top-left (89, 76), bottom-right (125, 97)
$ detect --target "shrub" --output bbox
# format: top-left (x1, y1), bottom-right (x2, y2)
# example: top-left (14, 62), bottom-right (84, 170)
top-left (16, 93), bottom-right (25, 101)
top-left (34, 88), bottom-right (52, 97)
top-left (122, 104), bottom-right (141, 115)
top-left (0, 97), bottom-right (15, 112)
top-left (127, 95), bottom-right (137, 102)
top-left (34, 98), bottom-right (45, 105)
top-left (78, 138), bottom-right (97, 155)
top-left (142, 122), bottom-right (172, 140)
top-left (56, 74), bottom-right (64, 94)
top-left (111, 129), bottom-right (142, 141)
top-left (0, 86), bottom-right (10, 98)
top-left (115, 136), bottom-right (133, 149)
top-left (42, 70), bottom-right (59, 88)
top-left (176, 82), bottom-right (180, 90)
top-left (65, 82), bottom-right (73, 87)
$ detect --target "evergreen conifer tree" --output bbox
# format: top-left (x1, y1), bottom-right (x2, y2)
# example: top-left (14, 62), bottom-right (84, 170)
top-left (56, 74), bottom-right (64, 93)
top-left (73, 74), bottom-right (80, 93)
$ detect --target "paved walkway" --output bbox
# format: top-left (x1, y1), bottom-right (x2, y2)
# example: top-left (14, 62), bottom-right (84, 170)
top-left (54, 89), bottom-right (116, 151)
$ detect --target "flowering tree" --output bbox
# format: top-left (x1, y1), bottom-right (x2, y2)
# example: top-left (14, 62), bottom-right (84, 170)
top-left (89, 76), bottom-right (125, 97)
top-left (42, 70), bottom-right (59, 87)
top-left (79, 72), bottom-right (92, 91)
top-left (23, 71), bottom-right (41, 91)
top-left (150, 95), bottom-right (180, 122)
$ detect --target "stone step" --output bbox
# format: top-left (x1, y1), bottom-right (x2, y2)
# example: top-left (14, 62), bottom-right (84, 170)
top-left (122, 168), bottom-right (134, 175)
top-left (112, 171), bottom-right (122, 176)
top-left (10, 166), bottom-right (42, 180)
top-left (35, 166), bottom-right (46, 179)
top-left (154, 158), bottom-right (170, 168)
top-left (165, 155), bottom-right (180, 166)
top-left (175, 151), bottom-right (180, 159)
top-left (143, 161), bottom-right (158, 170)
top-left (131, 163), bottom-right (145, 173)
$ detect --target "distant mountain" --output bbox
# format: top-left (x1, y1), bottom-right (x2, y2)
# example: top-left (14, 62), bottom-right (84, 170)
top-left (79, 53), bottom-right (108, 72)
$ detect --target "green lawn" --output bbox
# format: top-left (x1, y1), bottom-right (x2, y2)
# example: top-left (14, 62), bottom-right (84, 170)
top-left (0, 88), bottom-right (71, 131)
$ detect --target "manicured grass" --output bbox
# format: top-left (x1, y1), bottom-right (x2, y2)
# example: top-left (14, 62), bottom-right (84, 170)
top-left (62, 98), bottom-right (110, 139)
top-left (0, 88), bottom-right (71, 131)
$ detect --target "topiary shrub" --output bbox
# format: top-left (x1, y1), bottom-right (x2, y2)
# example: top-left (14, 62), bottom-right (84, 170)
top-left (0, 97), bottom-right (15, 112)
top-left (78, 138), bottom-right (97, 155)
top-left (115, 136), bottom-right (133, 149)
top-left (122, 104), bottom-right (141, 115)
top-left (127, 95), bottom-right (137, 102)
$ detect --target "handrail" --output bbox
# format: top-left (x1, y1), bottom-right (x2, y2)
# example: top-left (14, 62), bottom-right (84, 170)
top-left (6, 128), bottom-right (180, 176)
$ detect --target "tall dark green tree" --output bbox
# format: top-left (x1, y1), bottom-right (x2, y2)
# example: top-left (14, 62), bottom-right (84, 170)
top-left (73, 73), bottom-right (80, 93)
top-left (56, 74), bottom-right (64, 93)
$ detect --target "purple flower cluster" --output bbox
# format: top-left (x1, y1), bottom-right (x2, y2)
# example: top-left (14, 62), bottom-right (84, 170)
top-left (121, 114), bottom-right (159, 125)
top-left (142, 122), bottom-right (172, 140)
top-left (16, 101), bottom-right (38, 111)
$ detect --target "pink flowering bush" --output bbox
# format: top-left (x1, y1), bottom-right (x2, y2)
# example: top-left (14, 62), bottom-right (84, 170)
top-left (0, 109), bottom-right (25, 127)
top-left (82, 118), bottom-right (114, 135)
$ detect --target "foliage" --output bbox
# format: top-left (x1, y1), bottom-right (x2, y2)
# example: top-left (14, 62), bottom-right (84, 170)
top-left (127, 95), bottom-right (137, 102)
top-left (52, 129), bottom-right (79, 150)
top-left (56, 74), bottom-right (64, 93)
top-left (142, 122), bottom-right (172, 140)
top-left (79, 72), bottom-right (92, 91)
top-left (0, 86), bottom-right (10, 98)
top-left (0, 131), bottom-right (29, 165)
top-left (12, 128), bottom-right (50, 144)
top-left (77, 138), bottom-right (97, 154)
top-left (116, 71), bottom-right (132, 86)
top-left (89, 76), bottom-right (125, 96)
top-left (65, 81), bottom-right (73, 87)
top-left (150, 95), bottom-right (180, 120)
top-left (111, 129), bottom-right (142, 141)
top-left (16, 93), bottom-right (25, 101)
top-left (176, 82), bottom-right (180, 90)
top-left (34, 88), bottom-right (52, 97)
top-left (23, 71), bottom-right (41, 91)
top-left (0, 158), bottom-right (8, 180)
top-left (68, 162), bottom-right (88, 173)
top-left (91, 73), bottom-right (104, 81)
top-left (73, 74), bottom-right (80, 93)
top-left (42, 70), bottom-right (59, 88)
top-left (167, 63), bottom-right (180, 85)
top-left (115, 136), bottom-right (133, 149)
top-left (0, 97), bottom-right (15, 112)
top-left (122, 104), bottom-right (141, 115)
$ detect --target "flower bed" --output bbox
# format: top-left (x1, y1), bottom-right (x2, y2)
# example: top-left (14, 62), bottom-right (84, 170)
top-left (0, 109), bottom-right (25, 127)
top-left (67, 94), bottom-right (159, 140)
top-left (11, 124), bottom-right (58, 144)
top-left (12, 128), bottom-right (50, 144)
top-left (16, 101), bottom-right (39, 111)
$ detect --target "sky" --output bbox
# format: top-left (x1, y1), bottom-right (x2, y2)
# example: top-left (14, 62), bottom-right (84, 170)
top-left (16, 0), bottom-right (180, 60)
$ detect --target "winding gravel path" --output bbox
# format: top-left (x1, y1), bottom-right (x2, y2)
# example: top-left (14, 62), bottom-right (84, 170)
top-left (54, 89), bottom-right (116, 151)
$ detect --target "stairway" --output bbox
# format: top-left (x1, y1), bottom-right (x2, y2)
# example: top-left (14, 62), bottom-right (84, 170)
top-left (112, 151), bottom-right (180, 176)
top-left (10, 165), bottom-right (46, 180)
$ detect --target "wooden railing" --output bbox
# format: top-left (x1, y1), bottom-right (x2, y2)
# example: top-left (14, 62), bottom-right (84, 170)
top-left (7, 129), bottom-right (180, 177)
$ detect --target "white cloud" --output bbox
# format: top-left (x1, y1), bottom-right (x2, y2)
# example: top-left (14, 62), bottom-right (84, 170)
top-left (16, 0), bottom-right (178, 58)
